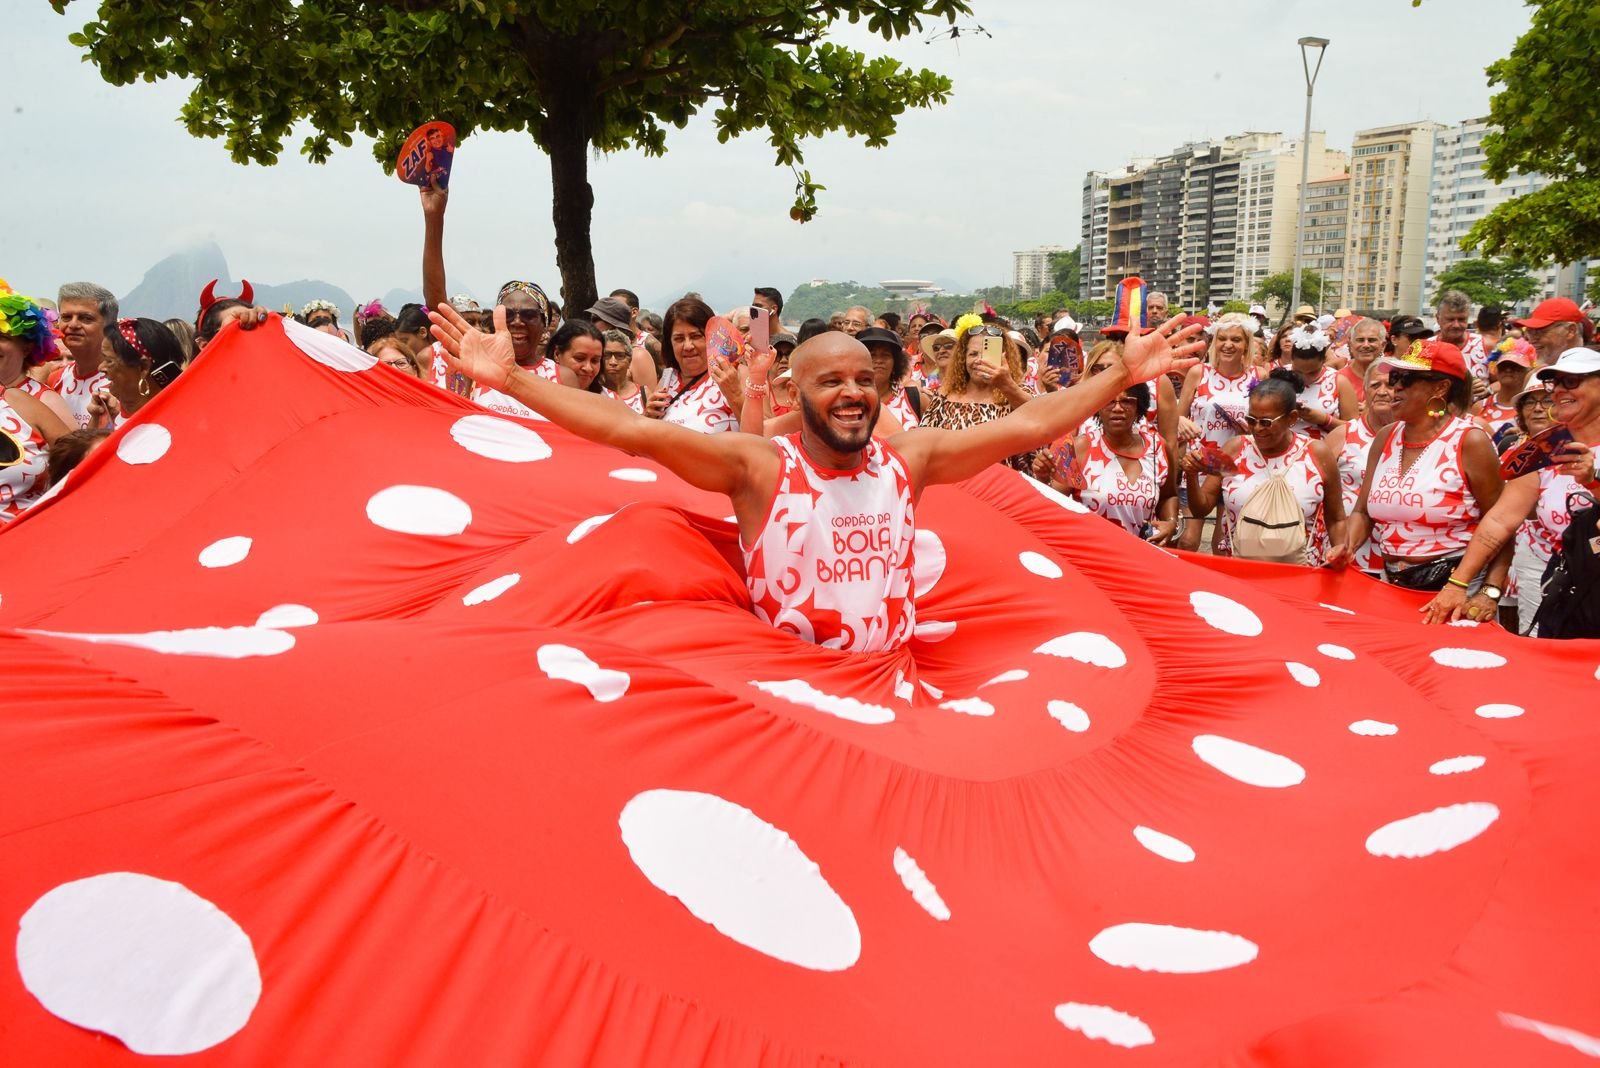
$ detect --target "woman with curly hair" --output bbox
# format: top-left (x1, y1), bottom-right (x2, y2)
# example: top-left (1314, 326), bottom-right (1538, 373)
top-left (0, 285), bottom-right (73, 519)
top-left (919, 314), bottom-right (1040, 474)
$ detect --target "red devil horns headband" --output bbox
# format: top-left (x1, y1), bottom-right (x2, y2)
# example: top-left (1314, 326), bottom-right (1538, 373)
top-left (198, 278), bottom-right (255, 316)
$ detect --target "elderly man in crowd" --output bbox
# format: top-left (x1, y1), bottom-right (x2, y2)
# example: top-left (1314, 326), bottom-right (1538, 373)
top-left (54, 282), bottom-right (118, 428)
top-left (1513, 298), bottom-right (1592, 368)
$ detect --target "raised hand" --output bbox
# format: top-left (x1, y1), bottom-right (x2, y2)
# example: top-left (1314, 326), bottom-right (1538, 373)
top-left (420, 178), bottom-right (448, 219)
top-left (1121, 317), bottom-right (1206, 386)
top-left (430, 303), bottom-right (515, 391)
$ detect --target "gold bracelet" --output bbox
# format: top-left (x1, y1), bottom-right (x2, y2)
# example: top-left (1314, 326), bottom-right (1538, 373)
top-left (1445, 576), bottom-right (1470, 590)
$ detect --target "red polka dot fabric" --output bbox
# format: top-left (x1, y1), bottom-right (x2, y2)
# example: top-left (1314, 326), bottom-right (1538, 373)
top-left (1, 317), bottom-right (1597, 1064)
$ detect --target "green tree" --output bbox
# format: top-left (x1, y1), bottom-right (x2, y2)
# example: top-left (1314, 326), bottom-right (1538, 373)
top-left (54, 0), bottom-right (971, 313)
top-left (1217, 300), bottom-right (1250, 315)
top-left (1430, 258), bottom-right (1540, 307)
top-left (1463, 0), bottom-right (1600, 266)
top-left (1048, 247), bottom-right (1081, 297)
top-left (1251, 270), bottom-right (1323, 310)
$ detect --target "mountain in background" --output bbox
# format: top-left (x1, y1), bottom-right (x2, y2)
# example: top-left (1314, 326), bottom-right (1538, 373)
top-left (119, 241), bottom-right (354, 322)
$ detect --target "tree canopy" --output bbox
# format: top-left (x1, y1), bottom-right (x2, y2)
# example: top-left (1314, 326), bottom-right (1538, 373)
top-left (53, 0), bottom-right (972, 313)
top-left (1430, 258), bottom-right (1540, 308)
top-left (1251, 270), bottom-right (1323, 310)
top-left (1048, 247), bottom-right (1081, 298)
top-left (1464, 0), bottom-right (1600, 266)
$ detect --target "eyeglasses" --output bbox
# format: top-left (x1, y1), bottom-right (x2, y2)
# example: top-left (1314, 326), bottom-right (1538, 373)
top-left (381, 358), bottom-right (412, 370)
top-left (1105, 392), bottom-right (1142, 408)
top-left (501, 308), bottom-right (545, 324)
top-left (603, 349), bottom-right (631, 362)
top-left (1240, 412), bottom-right (1289, 430)
top-left (1545, 372), bottom-right (1597, 391)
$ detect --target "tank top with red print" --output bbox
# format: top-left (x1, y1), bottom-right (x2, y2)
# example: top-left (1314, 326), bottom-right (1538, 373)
top-left (54, 362), bottom-right (107, 429)
top-left (1336, 416), bottom-right (1385, 572)
top-left (883, 386), bottom-right (921, 429)
top-left (742, 433), bottom-right (916, 652)
top-left (1189, 365), bottom-right (1251, 447)
top-left (0, 394), bottom-right (50, 521)
top-left (1076, 430), bottom-right (1167, 536)
top-left (1366, 417), bottom-right (1481, 560)
top-left (1476, 396), bottom-right (1517, 439)
top-left (1221, 434), bottom-right (1329, 565)
top-left (662, 372), bottom-right (736, 434)
top-left (1294, 367), bottom-right (1340, 437)
top-left (474, 360), bottom-right (560, 419)
top-left (1516, 467), bottom-right (1584, 565)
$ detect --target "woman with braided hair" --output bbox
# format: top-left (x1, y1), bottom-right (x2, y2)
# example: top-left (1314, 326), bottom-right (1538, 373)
top-left (90, 318), bottom-right (186, 429)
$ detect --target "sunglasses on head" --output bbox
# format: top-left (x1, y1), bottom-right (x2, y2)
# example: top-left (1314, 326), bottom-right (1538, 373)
top-left (968, 325), bottom-right (1004, 338)
top-left (1545, 372), bottom-right (1597, 391)
top-left (1241, 412), bottom-right (1289, 430)
top-left (501, 308), bottom-right (545, 324)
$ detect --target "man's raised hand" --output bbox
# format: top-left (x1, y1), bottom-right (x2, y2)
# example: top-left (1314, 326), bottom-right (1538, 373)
top-left (1120, 316), bottom-right (1206, 385)
top-left (429, 303), bottom-right (515, 391)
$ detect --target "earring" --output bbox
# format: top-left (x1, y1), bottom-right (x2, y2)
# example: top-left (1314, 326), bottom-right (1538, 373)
top-left (139, 375), bottom-right (152, 397)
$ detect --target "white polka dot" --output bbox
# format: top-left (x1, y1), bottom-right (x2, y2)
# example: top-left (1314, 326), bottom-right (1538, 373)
top-left (1366, 802), bottom-right (1500, 858)
top-left (1430, 755), bottom-right (1486, 776)
top-left (449, 414), bottom-right (552, 462)
top-left (913, 619), bottom-right (956, 642)
top-left (365, 485), bottom-right (472, 536)
top-left (116, 424), bottom-right (171, 465)
top-left (1320, 602), bottom-right (1356, 615)
top-left (980, 669), bottom-right (1029, 687)
top-left (1133, 826), bottom-right (1195, 863)
top-left (198, 536), bottom-right (252, 569)
top-left (1317, 643), bottom-right (1355, 660)
top-left (1475, 703), bottom-right (1524, 719)
top-left (566, 513), bottom-right (616, 544)
top-left (1192, 734), bottom-right (1305, 788)
top-left (283, 318), bottom-right (375, 371)
top-left (538, 644), bottom-right (629, 703)
top-left (619, 789), bottom-right (859, 971)
top-left (253, 604), bottom-right (317, 629)
top-left (892, 847), bottom-right (950, 921)
top-left (27, 626), bottom-right (294, 659)
top-left (1190, 591), bottom-right (1263, 636)
top-left (1018, 551), bottom-right (1063, 579)
top-left (1349, 720), bottom-right (1399, 736)
top-left (751, 678), bottom-right (894, 725)
top-left (1431, 647), bottom-right (1508, 669)
top-left (1035, 632), bottom-right (1127, 668)
top-left (1023, 474), bottom-right (1091, 513)
top-left (608, 467), bottom-right (657, 482)
top-left (1047, 700), bottom-right (1091, 732)
top-left (939, 697), bottom-right (994, 717)
top-left (1054, 1003), bottom-right (1154, 1049)
top-left (911, 529), bottom-right (947, 594)
top-left (1499, 1012), bottom-right (1600, 1059)
top-left (1089, 922), bottom-right (1258, 974)
top-left (17, 873), bottom-right (260, 1055)
top-left (1285, 661), bottom-right (1321, 687)
top-left (463, 573), bottom-right (520, 606)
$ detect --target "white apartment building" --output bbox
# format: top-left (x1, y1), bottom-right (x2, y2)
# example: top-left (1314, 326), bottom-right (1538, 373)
top-left (1345, 121), bottom-right (1442, 315)
top-left (1080, 172), bottom-right (1111, 302)
top-left (1230, 132), bottom-right (1347, 308)
top-left (1013, 245), bottom-right (1067, 300)
top-left (1301, 173), bottom-right (1351, 311)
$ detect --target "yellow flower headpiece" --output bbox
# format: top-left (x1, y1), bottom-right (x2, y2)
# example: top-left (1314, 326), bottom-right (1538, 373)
top-left (953, 313), bottom-right (984, 342)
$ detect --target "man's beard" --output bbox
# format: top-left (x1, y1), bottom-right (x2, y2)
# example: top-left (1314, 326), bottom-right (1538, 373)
top-left (800, 392), bottom-right (878, 454)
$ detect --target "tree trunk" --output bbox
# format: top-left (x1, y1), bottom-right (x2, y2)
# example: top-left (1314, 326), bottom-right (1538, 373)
top-left (544, 91), bottom-right (598, 319)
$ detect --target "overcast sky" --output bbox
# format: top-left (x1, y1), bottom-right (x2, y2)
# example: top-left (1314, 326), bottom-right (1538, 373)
top-left (11, 0), bottom-right (1532, 311)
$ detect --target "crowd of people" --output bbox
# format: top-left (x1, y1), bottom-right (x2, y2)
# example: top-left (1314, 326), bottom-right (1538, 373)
top-left (3, 187), bottom-right (1597, 639)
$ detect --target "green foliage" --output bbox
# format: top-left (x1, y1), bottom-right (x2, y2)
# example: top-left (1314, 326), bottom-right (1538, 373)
top-left (1251, 270), bottom-right (1323, 309)
top-left (1466, 0), bottom-right (1600, 265)
top-left (1430, 258), bottom-right (1540, 307)
top-left (53, 0), bottom-right (971, 309)
top-left (1048, 247), bottom-right (1081, 297)
top-left (1217, 300), bottom-right (1250, 315)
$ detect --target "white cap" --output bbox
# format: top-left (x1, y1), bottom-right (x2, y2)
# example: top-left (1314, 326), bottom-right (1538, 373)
top-left (1050, 314), bottom-right (1080, 336)
top-left (1248, 304), bottom-right (1267, 317)
top-left (1536, 346), bottom-right (1600, 380)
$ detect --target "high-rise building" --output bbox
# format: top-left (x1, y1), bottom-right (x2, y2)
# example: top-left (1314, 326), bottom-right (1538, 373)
top-left (1232, 133), bottom-right (1347, 309)
top-left (1012, 245), bottom-right (1067, 300)
top-left (1080, 172), bottom-right (1111, 302)
top-left (1344, 121), bottom-right (1442, 315)
top-left (1106, 167), bottom-right (1148, 296)
top-left (1301, 173), bottom-right (1351, 310)
top-left (1424, 117), bottom-right (1592, 309)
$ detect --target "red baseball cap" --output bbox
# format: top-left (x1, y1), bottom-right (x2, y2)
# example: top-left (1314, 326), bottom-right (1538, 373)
top-left (1378, 339), bottom-right (1468, 380)
top-left (1511, 297), bottom-right (1586, 330)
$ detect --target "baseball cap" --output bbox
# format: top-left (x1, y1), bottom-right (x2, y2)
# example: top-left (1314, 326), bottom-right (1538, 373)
top-left (1248, 303), bottom-right (1268, 318)
top-left (1050, 314), bottom-right (1081, 337)
top-left (1490, 338), bottom-right (1536, 369)
top-left (1535, 347), bottom-right (1600, 381)
top-left (584, 297), bottom-right (632, 330)
top-left (1379, 339), bottom-right (1468, 380)
top-left (449, 294), bottom-right (480, 313)
top-left (920, 328), bottom-right (957, 359)
top-left (771, 331), bottom-right (797, 350)
top-left (1512, 298), bottom-right (1586, 330)
top-left (1388, 315), bottom-right (1434, 340)
top-left (855, 326), bottom-right (903, 351)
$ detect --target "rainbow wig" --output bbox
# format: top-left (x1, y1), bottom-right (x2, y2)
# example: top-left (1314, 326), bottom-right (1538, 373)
top-left (0, 280), bottom-right (61, 364)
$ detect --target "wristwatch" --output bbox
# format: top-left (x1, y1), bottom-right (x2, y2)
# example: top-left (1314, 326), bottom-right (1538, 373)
top-left (1482, 585), bottom-right (1503, 601)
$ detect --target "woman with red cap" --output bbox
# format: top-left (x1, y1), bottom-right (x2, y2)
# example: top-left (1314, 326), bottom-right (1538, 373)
top-left (1337, 340), bottom-right (1505, 595)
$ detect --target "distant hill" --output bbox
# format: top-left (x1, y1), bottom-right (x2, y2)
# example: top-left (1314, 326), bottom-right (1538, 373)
top-left (119, 241), bottom-right (353, 322)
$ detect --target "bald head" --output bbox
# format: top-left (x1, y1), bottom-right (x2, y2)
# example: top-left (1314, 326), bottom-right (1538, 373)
top-left (789, 331), bottom-right (870, 386)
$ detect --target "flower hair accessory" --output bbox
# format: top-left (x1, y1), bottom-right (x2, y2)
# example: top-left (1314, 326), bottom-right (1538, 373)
top-left (1290, 325), bottom-right (1331, 352)
top-left (953, 313), bottom-right (985, 342)
top-left (301, 299), bottom-right (339, 319)
top-left (356, 300), bottom-right (388, 322)
top-left (0, 281), bottom-right (62, 364)
top-left (1204, 313), bottom-right (1260, 337)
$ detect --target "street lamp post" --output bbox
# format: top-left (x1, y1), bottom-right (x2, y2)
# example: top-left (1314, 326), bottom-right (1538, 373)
top-left (1291, 36), bottom-right (1329, 319)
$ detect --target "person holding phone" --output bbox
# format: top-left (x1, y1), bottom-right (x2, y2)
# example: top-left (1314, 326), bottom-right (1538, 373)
top-left (427, 303), bottom-right (1203, 652)
top-left (645, 297), bottom-right (738, 434)
top-left (1421, 348), bottom-right (1600, 630)
top-left (918, 317), bottom-right (1040, 474)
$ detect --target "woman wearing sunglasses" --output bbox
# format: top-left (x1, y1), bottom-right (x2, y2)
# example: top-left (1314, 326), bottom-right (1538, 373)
top-left (1338, 340), bottom-right (1504, 592)
top-left (919, 316), bottom-right (1039, 473)
top-left (1184, 367), bottom-right (1343, 565)
top-left (1421, 348), bottom-right (1600, 631)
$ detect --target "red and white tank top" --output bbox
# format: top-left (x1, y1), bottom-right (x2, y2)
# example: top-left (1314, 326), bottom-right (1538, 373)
top-left (474, 360), bottom-right (560, 419)
top-left (619, 387), bottom-right (645, 414)
top-left (1222, 434), bottom-right (1329, 565)
top-left (1076, 431), bottom-right (1167, 536)
top-left (1366, 417), bottom-right (1481, 560)
top-left (883, 386), bottom-right (921, 429)
top-left (1516, 467), bottom-right (1583, 564)
top-left (742, 433), bottom-right (916, 652)
top-left (0, 394), bottom-right (50, 521)
top-left (1190, 366), bottom-right (1251, 447)
top-left (1294, 367), bottom-right (1340, 437)
top-left (1475, 396), bottom-right (1517, 439)
top-left (662, 372), bottom-right (736, 434)
top-left (1461, 336), bottom-right (1489, 386)
top-left (1336, 416), bottom-right (1384, 572)
top-left (55, 362), bottom-right (107, 429)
